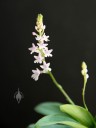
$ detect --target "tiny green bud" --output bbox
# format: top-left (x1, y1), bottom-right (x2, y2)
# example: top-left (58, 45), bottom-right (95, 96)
top-left (36, 14), bottom-right (43, 26)
top-left (81, 61), bottom-right (89, 79)
top-left (82, 62), bottom-right (87, 69)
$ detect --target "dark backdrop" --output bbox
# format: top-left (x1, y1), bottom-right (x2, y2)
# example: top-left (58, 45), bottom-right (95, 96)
top-left (1, 0), bottom-right (96, 128)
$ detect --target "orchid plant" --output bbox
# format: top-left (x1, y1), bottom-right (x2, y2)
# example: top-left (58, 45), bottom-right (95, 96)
top-left (27, 14), bottom-right (96, 128)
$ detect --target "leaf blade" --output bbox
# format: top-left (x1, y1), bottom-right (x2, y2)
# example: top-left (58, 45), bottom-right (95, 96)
top-left (62, 121), bottom-right (88, 128)
top-left (35, 114), bottom-right (87, 128)
top-left (27, 124), bottom-right (71, 128)
top-left (60, 104), bottom-right (95, 127)
top-left (34, 102), bottom-right (63, 115)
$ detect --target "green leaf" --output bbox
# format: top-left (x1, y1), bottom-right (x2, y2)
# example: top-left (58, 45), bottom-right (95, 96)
top-left (27, 124), bottom-right (35, 128)
top-left (61, 121), bottom-right (87, 128)
top-left (28, 124), bottom-right (71, 128)
top-left (34, 114), bottom-right (87, 128)
top-left (34, 102), bottom-right (63, 115)
top-left (60, 104), bottom-right (95, 127)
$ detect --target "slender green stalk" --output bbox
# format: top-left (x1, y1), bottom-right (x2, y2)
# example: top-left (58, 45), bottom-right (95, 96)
top-left (48, 71), bottom-right (75, 105)
top-left (82, 77), bottom-right (88, 110)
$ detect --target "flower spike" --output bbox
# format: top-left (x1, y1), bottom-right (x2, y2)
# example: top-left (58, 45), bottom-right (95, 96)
top-left (28, 14), bottom-right (53, 81)
top-left (81, 61), bottom-right (89, 110)
top-left (28, 14), bottom-right (75, 105)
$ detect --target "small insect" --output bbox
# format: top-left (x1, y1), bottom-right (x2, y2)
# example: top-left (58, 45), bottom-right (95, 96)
top-left (14, 88), bottom-right (24, 104)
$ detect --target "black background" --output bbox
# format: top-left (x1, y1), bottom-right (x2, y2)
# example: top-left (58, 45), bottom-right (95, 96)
top-left (1, 0), bottom-right (96, 128)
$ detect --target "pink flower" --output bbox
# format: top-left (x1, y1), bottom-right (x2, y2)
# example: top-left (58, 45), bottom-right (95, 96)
top-left (40, 61), bottom-right (51, 73)
top-left (43, 48), bottom-right (53, 57)
top-left (28, 43), bottom-right (38, 54)
top-left (31, 68), bottom-right (41, 81)
top-left (42, 33), bottom-right (49, 42)
top-left (34, 53), bottom-right (44, 64)
top-left (35, 33), bottom-right (49, 43)
top-left (37, 43), bottom-right (48, 49)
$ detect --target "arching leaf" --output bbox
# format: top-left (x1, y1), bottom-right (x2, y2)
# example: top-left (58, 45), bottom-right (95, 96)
top-left (27, 124), bottom-right (71, 128)
top-left (60, 104), bottom-right (95, 127)
top-left (34, 114), bottom-right (87, 128)
top-left (34, 102), bottom-right (63, 115)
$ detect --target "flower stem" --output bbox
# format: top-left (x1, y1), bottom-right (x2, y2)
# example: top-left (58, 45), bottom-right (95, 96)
top-left (82, 78), bottom-right (88, 110)
top-left (48, 71), bottom-right (75, 105)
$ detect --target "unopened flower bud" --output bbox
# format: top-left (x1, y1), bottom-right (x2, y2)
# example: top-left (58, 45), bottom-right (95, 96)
top-left (82, 62), bottom-right (87, 70)
top-left (81, 61), bottom-right (89, 80)
top-left (36, 14), bottom-right (43, 27)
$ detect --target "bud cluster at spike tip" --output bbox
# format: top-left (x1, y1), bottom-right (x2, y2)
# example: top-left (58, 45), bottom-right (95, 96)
top-left (81, 61), bottom-right (89, 80)
top-left (28, 14), bottom-right (53, 81)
